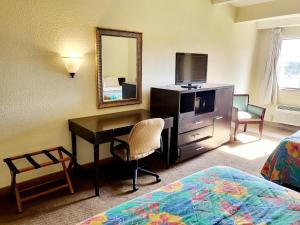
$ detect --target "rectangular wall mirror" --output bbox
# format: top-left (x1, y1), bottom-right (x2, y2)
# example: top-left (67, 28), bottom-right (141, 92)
top-left (96, 28), bottom-right (142, 108)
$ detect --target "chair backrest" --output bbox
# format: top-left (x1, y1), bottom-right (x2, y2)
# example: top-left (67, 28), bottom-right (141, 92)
top-left (128, 118), bottom-right (165, 159)
top-left (233, 94), bottom-right (249, 112)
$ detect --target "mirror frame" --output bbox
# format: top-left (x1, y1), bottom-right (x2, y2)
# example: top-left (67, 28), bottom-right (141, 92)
top-left (96, 28), bottom-right (142, 108)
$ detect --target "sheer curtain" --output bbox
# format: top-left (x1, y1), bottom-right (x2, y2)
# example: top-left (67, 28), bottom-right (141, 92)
top-left (260, 28), bottom-right (282, 106)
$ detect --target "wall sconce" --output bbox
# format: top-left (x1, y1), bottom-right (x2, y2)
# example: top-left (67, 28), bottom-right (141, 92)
top-left (62, 56), bottom-right (82, 78)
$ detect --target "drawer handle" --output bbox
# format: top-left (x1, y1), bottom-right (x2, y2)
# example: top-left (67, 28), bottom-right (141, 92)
top-left (192, 133), bottom-right (200, 138)
top-left (195, 147), bottom-right (204, 151)
top-left (195, 120), bottom-right (204, 125)
top-left (214, 116), bottom-right (223, 120)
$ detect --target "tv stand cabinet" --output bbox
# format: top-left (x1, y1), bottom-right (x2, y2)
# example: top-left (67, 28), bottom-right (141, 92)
top-left (150, 83), bottom-right (234, 163)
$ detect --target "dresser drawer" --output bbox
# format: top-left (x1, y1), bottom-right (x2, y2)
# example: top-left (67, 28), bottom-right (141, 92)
top-left (177, 142), bottom-right (209, 162)
top-left (178, 125), bottom-right (213, 146)
top-left (179, 114), bottom-right (214, 134)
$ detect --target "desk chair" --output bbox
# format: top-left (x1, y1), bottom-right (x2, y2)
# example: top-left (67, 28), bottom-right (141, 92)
top-left (233, 94), bottom-right (266, 141)
top-left (110, 118), bottom-right (164, 191)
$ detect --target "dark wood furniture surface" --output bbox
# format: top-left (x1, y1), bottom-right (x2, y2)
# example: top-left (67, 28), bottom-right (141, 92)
top-left (68, 109), bottom-right (173, 196)
top-left (150, 83), bottom-right (234, 163)
top-left (3, 147), bottom-right (74, 212)
top-left (232, 94), bottom-right (266, 141)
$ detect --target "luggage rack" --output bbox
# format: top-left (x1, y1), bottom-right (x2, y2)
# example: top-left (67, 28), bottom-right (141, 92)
top-left (3, 146), bottom-right (74, 212)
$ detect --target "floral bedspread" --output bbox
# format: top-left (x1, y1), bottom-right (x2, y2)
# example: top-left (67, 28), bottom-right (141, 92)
top-left (261, 131), bottom-right (300, 188)
top-left (79, 166), bottom-right (300, 225)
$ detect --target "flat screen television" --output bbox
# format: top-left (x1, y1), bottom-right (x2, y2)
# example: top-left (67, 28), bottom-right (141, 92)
top-left (175, 53), bottom-right (208, 88)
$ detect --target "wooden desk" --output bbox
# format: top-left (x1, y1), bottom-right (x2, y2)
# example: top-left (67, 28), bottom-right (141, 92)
top-left (68, 109), bottom-right (173, 196)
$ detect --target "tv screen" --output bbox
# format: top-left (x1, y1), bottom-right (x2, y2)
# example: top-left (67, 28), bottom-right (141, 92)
top-left (175, 53), bottom-right (208, 84)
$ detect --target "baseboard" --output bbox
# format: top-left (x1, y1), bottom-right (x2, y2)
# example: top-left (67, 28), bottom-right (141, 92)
top-left (0, 157), bottom-right (116, 196)
top-left (264, 121), bottom-right (300, 132)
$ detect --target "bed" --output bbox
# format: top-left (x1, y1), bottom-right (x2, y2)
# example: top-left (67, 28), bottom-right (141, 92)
top-left (78, 166), bottom-right (300, 225)
top-left (103, 87), bottom-right (122, 101)
top-left (103, 76), bottom-right (123, 101)
top-left (261, 130), bottom-right (300, 188)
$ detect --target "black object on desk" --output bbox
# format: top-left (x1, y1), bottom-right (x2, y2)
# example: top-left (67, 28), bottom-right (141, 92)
top-left (68, 109), bottom-right (173, 196)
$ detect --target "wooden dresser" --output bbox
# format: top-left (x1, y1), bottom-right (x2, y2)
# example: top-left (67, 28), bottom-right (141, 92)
top-left (150, 83), bottom-right (234, 163)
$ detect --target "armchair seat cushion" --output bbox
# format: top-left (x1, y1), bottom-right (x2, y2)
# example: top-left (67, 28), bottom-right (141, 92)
top-left (238, 111), bottom-right (261, 122)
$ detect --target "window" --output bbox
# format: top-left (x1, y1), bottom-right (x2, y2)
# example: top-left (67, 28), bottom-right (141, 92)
top-left (278, 39), bottom-right (300, 89)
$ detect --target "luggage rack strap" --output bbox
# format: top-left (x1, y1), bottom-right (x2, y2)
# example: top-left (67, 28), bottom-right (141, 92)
top-left (58, 147), bottom-right (72, 158)
top-left (24, 154), bottom-right (41, 169)
top-left (3, 158), bottom-right (19, 174)
top-left (42, 150), bottom-right (59, 164)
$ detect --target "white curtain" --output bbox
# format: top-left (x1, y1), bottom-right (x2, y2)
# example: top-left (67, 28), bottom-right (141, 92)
top-left (260, 28), bottom-right (282, 106)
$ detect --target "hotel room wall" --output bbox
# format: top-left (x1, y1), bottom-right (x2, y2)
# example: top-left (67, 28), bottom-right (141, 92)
top-left (0, 0), bottom-right (257, 188)
top-left (250, 27), bottom-right (300, 121)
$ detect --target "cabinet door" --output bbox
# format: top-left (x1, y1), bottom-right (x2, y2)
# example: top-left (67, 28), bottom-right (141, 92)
top-left (209, 87), bottom-right (234, 148)
top-left (213, 87), bottom-right (234, 147)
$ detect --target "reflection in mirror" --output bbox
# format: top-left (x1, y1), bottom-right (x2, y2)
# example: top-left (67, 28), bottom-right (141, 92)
top-left (102, 36), bottom-right (137, 102)
top-left (96, 28), bottom-right (142, 108)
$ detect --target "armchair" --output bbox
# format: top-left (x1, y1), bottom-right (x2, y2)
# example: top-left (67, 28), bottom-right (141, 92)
top-left (232, 94), bottom-right (266, 141)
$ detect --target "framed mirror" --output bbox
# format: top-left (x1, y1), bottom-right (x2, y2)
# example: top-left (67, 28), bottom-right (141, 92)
top-left (96, 28), bottom-right (142, 108)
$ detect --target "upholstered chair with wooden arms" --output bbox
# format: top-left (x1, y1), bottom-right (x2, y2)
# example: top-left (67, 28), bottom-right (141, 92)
top-left (232, 94), bottom-right (266, 141)
top-left (110, 118), bottom-right (165, 191)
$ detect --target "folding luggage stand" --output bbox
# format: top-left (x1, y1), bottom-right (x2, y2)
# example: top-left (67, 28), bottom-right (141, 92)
top-left (3, 146), bottom-right (74, 212)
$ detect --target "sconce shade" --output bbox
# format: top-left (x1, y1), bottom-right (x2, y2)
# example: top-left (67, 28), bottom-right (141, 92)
top-left (62, 57), bottom-right (81, 78)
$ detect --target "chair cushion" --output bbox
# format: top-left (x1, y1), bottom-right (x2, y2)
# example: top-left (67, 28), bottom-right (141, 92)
top-left (113, 145), bottom-right (155, 161)
top-left (113, 135), bottom-right (156, 161)
top-left (238, 111), bottom-right (261, 122)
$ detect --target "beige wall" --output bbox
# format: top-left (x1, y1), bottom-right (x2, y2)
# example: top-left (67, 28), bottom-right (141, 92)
top-left (0, 0), bottom-right (257, 188)
top-left (250, 26), bottom-right (300, 120)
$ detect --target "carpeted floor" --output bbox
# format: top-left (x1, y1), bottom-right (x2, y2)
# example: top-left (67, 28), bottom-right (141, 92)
top-left (0, 124), bottom-right (295, 225)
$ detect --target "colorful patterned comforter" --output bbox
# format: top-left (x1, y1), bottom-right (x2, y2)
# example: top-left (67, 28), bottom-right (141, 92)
top-left (79, 166), bottom-right (300, 225)
top-left (261, 131), bottom-right (300, 188)
top-left (103, 90), bottom-right (122, 101)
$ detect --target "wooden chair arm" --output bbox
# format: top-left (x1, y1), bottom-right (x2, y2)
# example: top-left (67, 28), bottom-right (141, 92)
top-left (248, 104), bottom-right (265, 111)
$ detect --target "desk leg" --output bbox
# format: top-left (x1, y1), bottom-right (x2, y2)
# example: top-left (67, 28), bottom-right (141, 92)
top-left (71, 132), bottom-right (78, 172)
top-left (166, 128), bottom-right (171, 168)
top-left (94, 144), bottom-right (100, 196)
